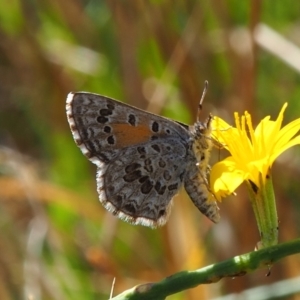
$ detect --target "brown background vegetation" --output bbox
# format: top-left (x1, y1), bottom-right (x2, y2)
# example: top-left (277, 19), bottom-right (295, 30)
top-left (0, 1), bottom-right (300, 299)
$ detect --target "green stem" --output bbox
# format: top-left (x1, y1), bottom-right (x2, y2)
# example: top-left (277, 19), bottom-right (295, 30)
top-left (111, 239), bottom-right (300, 300)
top-left (247, 169), bottom-right (278, 248)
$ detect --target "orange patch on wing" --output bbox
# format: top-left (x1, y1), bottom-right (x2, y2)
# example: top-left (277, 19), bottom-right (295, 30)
top-left (112, 123), bottom-right (155, 148)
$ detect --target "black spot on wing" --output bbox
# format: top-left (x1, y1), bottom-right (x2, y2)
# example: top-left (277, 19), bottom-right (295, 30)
top-left (100, 108), bottom-right (113, 116)
top-left (128, 114), bottom-right (136, 126)
top-left (104, 126), bottom-right (111, 133)
top-left (152, 121), bottom-right (159, 132)
top-left (163, 170), bottom-right (172, 181)
top-left (151, 144), bottom-right (160, 152)
top-left (123, 170), bottom-right (142, 182)
top-left (97, 116), bottom-right (108, 124)
top-left (141, 178), bottom-right (154, 194)
top-left (168, 183), bottom-right (178, 191)
top-left (125, 163), bottom-right (141, 173)
top-left (106, 103), bottom-right (115, 110)
top-left (155, 181), bottom-right (166, 195)
top-left (107, 135), bottom-right (115, 145)
top-left (124, 203), bottom-right (137, 214)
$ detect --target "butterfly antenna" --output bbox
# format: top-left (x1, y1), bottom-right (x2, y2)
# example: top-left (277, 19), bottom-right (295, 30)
top-left (197, 80), bottom-right (209, 122)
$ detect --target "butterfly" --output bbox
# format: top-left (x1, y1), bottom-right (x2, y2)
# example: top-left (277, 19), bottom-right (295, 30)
top-left (66, 82), bottom-right (219, 228)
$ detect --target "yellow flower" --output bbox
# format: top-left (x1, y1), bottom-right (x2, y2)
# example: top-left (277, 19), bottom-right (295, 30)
top-left (210, 103), bottom-right (300, 201)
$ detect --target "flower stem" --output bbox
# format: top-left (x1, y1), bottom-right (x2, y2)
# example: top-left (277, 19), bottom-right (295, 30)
top-left (247, 170), bottom-right (278, 248)
top-left (112, 239), bottom-right (300, 299)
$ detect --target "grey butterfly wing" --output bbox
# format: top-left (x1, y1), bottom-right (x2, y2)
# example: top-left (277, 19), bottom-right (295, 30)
top-left (66, 92), bottom-right (190, 227)
top-left (66, 92), bottom-right (189, 162)
top-left (97, 138), bottom-right (188, 227)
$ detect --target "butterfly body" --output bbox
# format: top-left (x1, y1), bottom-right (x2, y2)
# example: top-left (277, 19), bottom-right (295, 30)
top-left (66, 92), bottom-right (219, 227)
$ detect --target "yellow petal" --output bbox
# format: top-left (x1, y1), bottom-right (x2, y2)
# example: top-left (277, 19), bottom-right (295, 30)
top-left (210, 102), bottom-right (300, 201)
top-left (271, 118), bottom-right (300, 154)
top-left (210, 158), bottom-right (245, 201)
top-left (271, 135), bottom-right (300, 162)
top-left (211, 117), bottom-right (235, 149)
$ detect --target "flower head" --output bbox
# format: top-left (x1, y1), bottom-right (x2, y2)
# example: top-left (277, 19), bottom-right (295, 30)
top-left (210, 103), bottom-right (300, 201)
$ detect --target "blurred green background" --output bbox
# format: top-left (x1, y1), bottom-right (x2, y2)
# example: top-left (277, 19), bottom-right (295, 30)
top-left (1, 1), bottom-right (300, 299)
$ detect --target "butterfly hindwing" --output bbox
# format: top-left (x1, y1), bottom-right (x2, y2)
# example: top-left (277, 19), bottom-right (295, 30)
top-left (97, 137), bottom-right (188, 227)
